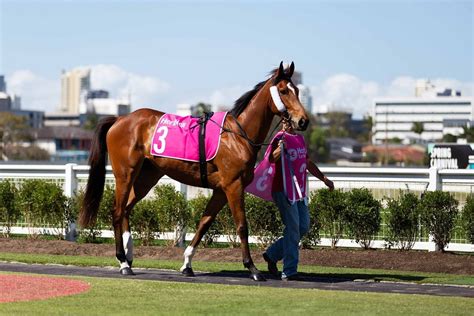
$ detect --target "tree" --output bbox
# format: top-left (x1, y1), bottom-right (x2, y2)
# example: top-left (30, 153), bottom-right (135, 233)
top-left (191, 102), bottom-right (212, 117)
top-left (411, 122), bottom-right (424, 143)
top-left (442, 133), bottom-right (458, 143)
top-left (361, 115), bottom-right (373, 144)
top-left (83, 113), bottom-right (99, 130)
top-left (308, 127), bottom-right (330, 163)
top-left (323, 111), bottom-right (350, 138)
top-left (461, 125), bottom-right (474, 142)
top-left (0, 112), bottom-right (31, 160)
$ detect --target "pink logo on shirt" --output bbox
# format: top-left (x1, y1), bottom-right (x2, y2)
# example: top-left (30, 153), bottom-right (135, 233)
top-left (150, 112), bottom-right (228, 162)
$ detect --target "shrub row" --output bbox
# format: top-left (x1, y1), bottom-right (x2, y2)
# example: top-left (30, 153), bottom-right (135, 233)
top-left (0, 179), bottom-right (473, 251)
top-left (312, 188), bottom-right (467, 251)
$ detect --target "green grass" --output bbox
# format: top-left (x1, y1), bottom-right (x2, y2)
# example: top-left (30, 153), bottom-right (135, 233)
top-left (0, 273), bottom-right (472, 316)
top-left (1, 252), bottom-right (473, 286)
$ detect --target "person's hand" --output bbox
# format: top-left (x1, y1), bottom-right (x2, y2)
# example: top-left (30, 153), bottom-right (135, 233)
top-left (323, 176), bottom-right (334, 191)
top-left (271, 139), bottom-right (285, 161)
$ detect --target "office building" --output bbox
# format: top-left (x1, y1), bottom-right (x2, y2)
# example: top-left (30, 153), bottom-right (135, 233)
top-left (372, 81), bottom-right (473, 144)
top-left (0, 75), bottom-right (6, 92)
top-left (60, 68), bottom-right (91, 114)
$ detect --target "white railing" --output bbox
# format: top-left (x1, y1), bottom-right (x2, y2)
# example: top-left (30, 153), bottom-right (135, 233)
top-left (1, 164), bottom-right (473, 252)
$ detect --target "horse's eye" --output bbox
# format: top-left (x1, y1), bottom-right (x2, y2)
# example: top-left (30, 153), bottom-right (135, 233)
top-left (280, 88), bottom-right (289, 95)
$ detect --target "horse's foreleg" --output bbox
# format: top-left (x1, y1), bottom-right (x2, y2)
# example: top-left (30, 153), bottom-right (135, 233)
top-left (225, 182), bottom-right (265, 281)
top-left (180, 190), bottom-right (227, 276)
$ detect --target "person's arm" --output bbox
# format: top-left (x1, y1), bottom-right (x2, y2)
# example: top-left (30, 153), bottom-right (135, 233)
top-left (269, 139), bottom-right (283, 163)
top-left (307, 158), bottom-right (334, 191)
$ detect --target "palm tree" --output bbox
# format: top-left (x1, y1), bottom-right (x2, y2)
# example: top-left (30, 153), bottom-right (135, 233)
top-left (411, 122), bottom-right (424, 144)
top-left (461, 125), bottom-right (474, 142)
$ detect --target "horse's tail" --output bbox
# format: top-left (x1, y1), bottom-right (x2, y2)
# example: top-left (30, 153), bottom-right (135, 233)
top-left (79, 116), bottom-right (117, 228)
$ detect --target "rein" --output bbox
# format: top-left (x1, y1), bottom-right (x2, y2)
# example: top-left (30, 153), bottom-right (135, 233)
top-left (209, 114), bottom-right (284, 149)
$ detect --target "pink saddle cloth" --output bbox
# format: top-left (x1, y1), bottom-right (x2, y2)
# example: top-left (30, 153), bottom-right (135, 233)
top-left (150, 112), bottom-right (228, 162)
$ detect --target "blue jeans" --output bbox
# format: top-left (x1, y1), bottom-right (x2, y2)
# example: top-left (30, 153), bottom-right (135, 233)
top-left (265, 191), bottom-right (310, 278)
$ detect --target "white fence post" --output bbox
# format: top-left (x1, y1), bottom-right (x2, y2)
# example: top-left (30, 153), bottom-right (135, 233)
top-left (427, 166), bottom-right (441, 192)
top-left (64, 163), bottom-right (78, 242)
top-left (426, 166), bottom-right (440, 251)
top-left (64, 163), bottom-right (78, 198)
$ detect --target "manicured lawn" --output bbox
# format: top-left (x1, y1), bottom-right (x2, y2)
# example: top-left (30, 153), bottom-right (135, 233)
top-left (0, 272), bottom-right (472, 316)
top-left (1, 252), bottom-right (473, 286)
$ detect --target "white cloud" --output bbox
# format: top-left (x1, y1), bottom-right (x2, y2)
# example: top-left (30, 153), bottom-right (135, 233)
top-left (6, 65), bottom-right (171, 114)
top-left (88, 64), bottom-right (171, 109)
top-left (7, 70), bottom-right (60, 113)
top-left (311, 74), bottom-right (473, 119)
top-left (208, 86), bottom-right (246, 111)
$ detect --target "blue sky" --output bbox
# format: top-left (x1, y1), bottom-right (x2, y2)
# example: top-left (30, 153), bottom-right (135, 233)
top-left (1, 0), bottom-right (472, 117)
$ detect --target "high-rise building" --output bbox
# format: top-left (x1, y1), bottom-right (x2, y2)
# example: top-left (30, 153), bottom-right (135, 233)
top-left (60, 68), bottom-right (91, 114)
top-left (0, 92), bottom-right (11, 111)
top-left (372, 82), bottom-right (473, 144)
top-left (292, 71), bottom-right (302, 86)
top-left (297, 84), bottom-right (313, 113)
top-left (0, 75), bottom-right (6, 92)
top-left (291, 71), bottom-right (313, 113)
top-left (11, 95), bottom-right (21, 110)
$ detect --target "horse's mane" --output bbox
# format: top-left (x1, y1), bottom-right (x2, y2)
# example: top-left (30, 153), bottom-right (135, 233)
top-left (230, 67), bottom-right (294, 117)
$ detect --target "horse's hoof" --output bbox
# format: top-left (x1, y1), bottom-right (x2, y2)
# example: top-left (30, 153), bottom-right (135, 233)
top-left (120, 267), bottom-right (135, 276)
top-left (250, 273), bottom-right (266, 281)
top-left (181, 267), bottom-right (195, 277)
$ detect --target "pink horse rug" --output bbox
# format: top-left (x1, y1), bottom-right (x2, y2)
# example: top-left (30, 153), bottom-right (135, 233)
top-left (150, 112), bottom-right (228, 162)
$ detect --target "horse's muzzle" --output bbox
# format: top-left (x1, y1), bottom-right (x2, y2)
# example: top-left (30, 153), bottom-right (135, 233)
top-left (297, 118), bottom-right (309, 131)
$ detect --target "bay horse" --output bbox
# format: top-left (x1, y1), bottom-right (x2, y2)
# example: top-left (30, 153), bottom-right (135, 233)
top-left (79, 62), bottom-right (309, 281)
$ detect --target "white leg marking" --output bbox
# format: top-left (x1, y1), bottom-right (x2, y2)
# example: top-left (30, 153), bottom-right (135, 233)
top-left (180, 246), bottom-right (196, 272)
top-left (120, 261), bottom-right (130, 270)
top-left (123, 231), bottom-right (133, 263)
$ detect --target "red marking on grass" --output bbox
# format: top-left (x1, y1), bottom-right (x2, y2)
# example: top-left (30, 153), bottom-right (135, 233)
top-left (0, 275), bottom-right (90, 303)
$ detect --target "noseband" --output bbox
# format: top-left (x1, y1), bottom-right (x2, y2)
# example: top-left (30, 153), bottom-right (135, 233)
top-left (270, 82), bottom-right (298, 124)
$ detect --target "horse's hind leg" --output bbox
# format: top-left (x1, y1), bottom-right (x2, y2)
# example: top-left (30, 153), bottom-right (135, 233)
top-left (112, 158), bottom-right (162, 275)
top-left (180, 189), bottom-right (227, 276)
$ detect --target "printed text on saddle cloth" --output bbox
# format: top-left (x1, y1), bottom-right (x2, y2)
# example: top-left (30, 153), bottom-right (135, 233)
top-left (246, 131), bottom-right (308, 204)
top-left (150, 112), bottom-right (228, 162)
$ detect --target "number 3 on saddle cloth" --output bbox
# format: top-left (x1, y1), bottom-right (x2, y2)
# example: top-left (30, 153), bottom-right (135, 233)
top-left (150, 112), bottom-right (228, 186)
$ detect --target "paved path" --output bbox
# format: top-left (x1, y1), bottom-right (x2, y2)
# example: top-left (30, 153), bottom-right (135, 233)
top-left (1, 262), bottom-right (473, 298)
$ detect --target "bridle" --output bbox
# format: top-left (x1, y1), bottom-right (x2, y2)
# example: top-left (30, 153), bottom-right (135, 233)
top-left (208, 79), bottom-right (299, 148)
top-left (270, 81), bottom-right (299, 126)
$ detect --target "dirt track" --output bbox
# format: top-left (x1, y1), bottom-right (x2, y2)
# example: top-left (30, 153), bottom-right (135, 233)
top-left (1, 262), bottom-right (473, 298)
top-left (0, 238), bottom-right (472, 275)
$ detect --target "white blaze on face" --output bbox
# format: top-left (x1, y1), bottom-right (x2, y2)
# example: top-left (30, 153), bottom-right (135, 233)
top-left (180, 246), bottom-right (196, 272)
top-left (123, 231), bottom-right (133, 263)
top-left (287, 82), bottom-right (297, 97)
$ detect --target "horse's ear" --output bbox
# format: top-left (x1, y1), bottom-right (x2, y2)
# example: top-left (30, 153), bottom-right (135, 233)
top-left (288, 62), bottom-right (295, 77)
top-left (275, 61), bottom-right (285, 80)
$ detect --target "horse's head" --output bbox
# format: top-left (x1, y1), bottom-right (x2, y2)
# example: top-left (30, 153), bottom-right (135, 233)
top-left (269, 61), bottom-right (309, 131)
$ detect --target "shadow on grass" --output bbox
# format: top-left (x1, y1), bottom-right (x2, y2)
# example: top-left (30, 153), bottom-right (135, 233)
top-left (208, 270), bottom-right (426, 283)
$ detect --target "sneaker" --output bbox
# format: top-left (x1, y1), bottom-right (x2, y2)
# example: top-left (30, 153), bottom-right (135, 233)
top-left (281, 274), bottom-right (300, 282)
top-left (263, 253), bottom-right (279, 276)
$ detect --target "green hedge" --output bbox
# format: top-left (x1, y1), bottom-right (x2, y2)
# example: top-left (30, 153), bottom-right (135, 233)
top-left (17, 179), bottom-right (68, 239)
top-left (344, 188), bottom-right (382, 249)
top-left (462, 195), bottom-right (474, 244)
top-left (385, 192), bottom-right (420, 250)
top-left (419, 191), bottom-right (459, 251)
top-left (0, 179), bottom-right (472, 251)
top-left (307, 189), bottom-right (347, 248)
top-left (0, 180), bottom-right (18, 236)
